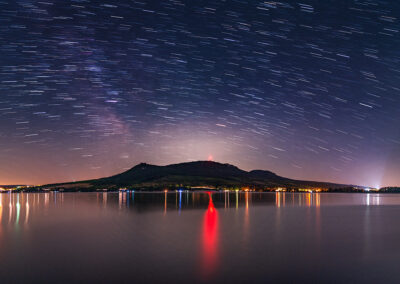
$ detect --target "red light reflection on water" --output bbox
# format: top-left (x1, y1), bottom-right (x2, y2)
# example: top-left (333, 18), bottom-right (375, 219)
top-left (201, 192), bottom-right (219, 278)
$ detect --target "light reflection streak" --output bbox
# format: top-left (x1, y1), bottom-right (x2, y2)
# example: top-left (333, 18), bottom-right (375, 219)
top-left (245, 192), bottom-right (249, 211)
top-left (44, 193), bottom-right (49, 209)
top-left (164, 191), bottom-right (167, 215)
top-left (0, 197), bottom-right (2, 226)
top-left (9, 194), bottom-right (12, 224)
top-left (25, 195), bottom-right (30, 225)
top-left (16, 195), bottom-right (20, 227)
top-left (275, 195), bottom-right (282, 243)
top-left (103, 192), bottom-right (107, 208)
top-left (375, 194), bottom-right (380, 205)
top-left (201, 192), bottom-right (219, 278)
top-left (179, 191), bottom-right (182, 214)
top-left (365, 194), bottom-right (381, 206)
top-left (274, 192), bottom-right (327, 208)
top-left (363, 202), bottom-right (371, 258)
top-left (224, 192), bottom-right (227, 209)
top-left (315, 193), bottom-right (320, 207)
top-left (122, 192), bottom-right (127, 208)
top-left (306, 193), bottom-right (311, 207)
top-left (315, 193), bottom-right (321, 250)
top-left (276, 192), bottom-right (281, 207)
top-left (235, 191), bottom-right (238, 210)
top-left (244, 192), bottom-right (249, 243)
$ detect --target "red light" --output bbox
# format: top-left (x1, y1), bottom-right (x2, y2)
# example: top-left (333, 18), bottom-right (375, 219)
top-left (201, 192), bottom-right (219, 278)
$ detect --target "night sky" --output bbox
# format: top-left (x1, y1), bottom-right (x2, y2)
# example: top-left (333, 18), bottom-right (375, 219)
top-left (1, 0), bottom-right (399, 187)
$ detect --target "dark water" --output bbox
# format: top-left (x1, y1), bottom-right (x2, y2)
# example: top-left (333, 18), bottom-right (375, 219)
top-left (1, 191), bottom-right (400, 283)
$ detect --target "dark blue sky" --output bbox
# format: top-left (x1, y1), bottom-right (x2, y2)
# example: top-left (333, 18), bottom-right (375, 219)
top-left (0, 0), bottom-right (399, 187)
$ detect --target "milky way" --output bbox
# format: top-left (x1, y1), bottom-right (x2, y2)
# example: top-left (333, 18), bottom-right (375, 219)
top-left (0, 0), bottom-right (399, 186)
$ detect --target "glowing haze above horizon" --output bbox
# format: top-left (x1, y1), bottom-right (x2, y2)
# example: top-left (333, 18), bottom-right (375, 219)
top-left (1, 1), bottom-right (399, 187)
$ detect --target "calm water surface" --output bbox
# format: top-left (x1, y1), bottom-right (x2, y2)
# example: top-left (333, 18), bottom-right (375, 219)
top-left (1, 192), bottom-right (400, 283)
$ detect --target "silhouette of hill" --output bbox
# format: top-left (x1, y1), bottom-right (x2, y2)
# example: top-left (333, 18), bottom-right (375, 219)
top-left (44, 161), bottom-right (357, 190)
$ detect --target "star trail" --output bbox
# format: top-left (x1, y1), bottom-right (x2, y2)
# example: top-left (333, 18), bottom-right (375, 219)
top-left (0, 0), bottom-right (399, 186)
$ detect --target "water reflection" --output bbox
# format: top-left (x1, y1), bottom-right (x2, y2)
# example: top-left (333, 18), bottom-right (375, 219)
top-left (235, 190), bottom-right (239, 209)
top-left (244, 192), bottom-right (250, 243)
top-left (103, 192), bottom-right (107, 208)
top-left (0, 191), bottom-right (398, 228)
top-left (365, 193), bottom-right (380, 206)
top-left (8, 194), bottom-right (12, 224)
top-left (179, 190), bottom-right (182, 214)
top-left (201, 193), bottom-right (219, 278)
top-left (0, 193), bottom-right (67, 226)
top-left (1, 192), bottom-right (400, 283)
top-left (25, 195), bottom-right (29, 224)
top-left (164, 191), bottom-right (167, 215)
top-left (15, 194), bottom-right (20, 227)
top-left (276, 192), bottom-right (284, 207)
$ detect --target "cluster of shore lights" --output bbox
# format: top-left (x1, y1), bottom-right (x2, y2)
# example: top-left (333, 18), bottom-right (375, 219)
top-left (275, 188), bottom-right (325, 193)
top-left (364, 187), bottom-right (379, 192)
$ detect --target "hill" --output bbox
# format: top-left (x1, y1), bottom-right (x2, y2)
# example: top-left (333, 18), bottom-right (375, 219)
top-left (43, 161), bottom-right (357, 191)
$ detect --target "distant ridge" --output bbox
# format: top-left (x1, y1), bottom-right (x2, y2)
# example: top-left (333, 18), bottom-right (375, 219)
top-left (44, 161), bottom-right (359, 190)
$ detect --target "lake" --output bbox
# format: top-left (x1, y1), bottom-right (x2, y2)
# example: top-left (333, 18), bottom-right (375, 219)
top-left (1, 191), bottom-right (400, 283)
